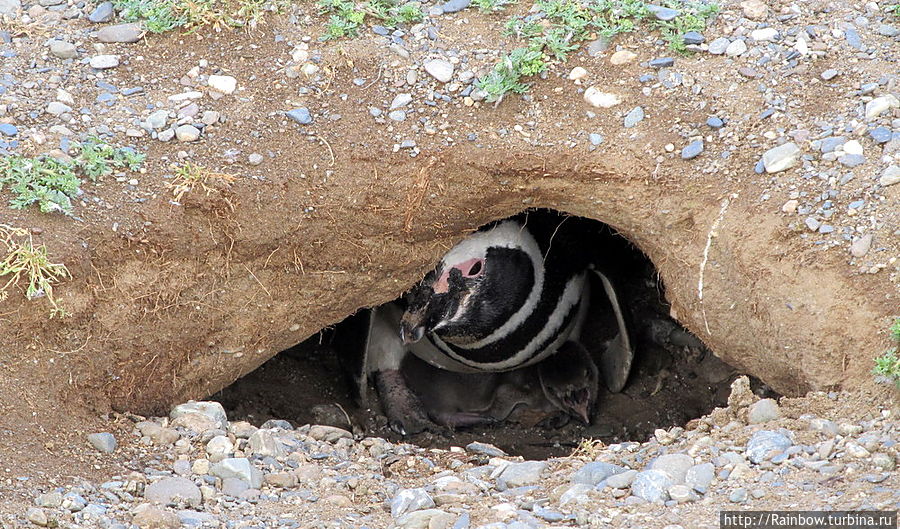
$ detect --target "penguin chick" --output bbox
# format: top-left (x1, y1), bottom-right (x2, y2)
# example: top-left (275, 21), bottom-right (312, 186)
top-left (537, 341), bottom-right (599, 425)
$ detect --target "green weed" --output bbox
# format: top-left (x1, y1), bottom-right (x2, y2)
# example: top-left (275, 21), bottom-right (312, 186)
top-left (0, 224), bottom-right (71, 317)
top-left (472, 0), bottom-right (516, 12)
top-left (0, 139), bottom-right (144, 214)
top-left (113, 0), bottom-right (273, 34)
top-left (317, 0), bottom-right (425, 40)
top-left (873, 318), bottom-right (900, 389)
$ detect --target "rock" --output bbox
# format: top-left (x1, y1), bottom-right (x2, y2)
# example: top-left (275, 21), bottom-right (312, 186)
top-left (61, 493), bottom-right (87, 512)
top-left (396, 509), bottom-right (455, 529)
top-left (750, 28), bottom-right (778, 41)
top-left (248, 153), bottom-right (264, 166)
top-left (869, 127), bottom-right (892, 144)
top-left (265, 471), bottom-right (297, 488)
top-left (838, 154), bottom-right (865, 167)
top-left (205, 435), bottom-right (234, 459)
top-left (748, 398), bottom-right (781, 424)
top-left (89, 55), bottom-right (119, 69)
top-left (820, 69), bottom-right (839, 81)
top-left (865, 95), bottom-right (899, 120)
top-left (727, 376), bottom-right (755, 408)
top-left (286, 108), bottom-right (312, 125)
top-left (88, 1), bottom-right (113, 22)
top-left (145, 477), bottom-right (202, 507)
top-left (209, 458), bottom-right (263, 488)
top-left (804, 217), bottom-right (821, 232)
top-left (46, 102), bottom-right (72, 115)
top-left (725, 39), bottom-right (748, 57)
top-left (97, 23), bottom-right (143, 43)
top-left (631, 470), bottom-right (673, 502)
top-left (683, 31), bottom-right (704, 45)
top-left (746, 431), bottom-right (792, 464)
top-left (390, 93), bottom-right (413, 110)
top-left (567, 66), bottom-right (588, 81)
top-left (228, 421), bottom-right (258, 438)
top-left (740, 0), bottom-right (768, 19)
top-left (466, 442), bottom-right (507, 457)
top-left (879, 165), bottom-right (899, 186)
top-left (583, 87), bottom-right (621, 108)
top-left (158, 129), bottom-right (175, 142)
top-left (646, 4), bottom-right (679, 20)
top-left (729, 487), bottom-right (748, 503)
top-left (424, 59), bottom-right (454, 83)
top-left (174, 125), bottom-right (201, 142)
top-left (0, 0), bottom-right (20, 15)
top-left (708, 37), bottom-right (730, 54)
top-left (668, 484), bottom-right (697, 503)
top-left (587, 37), bottom-right (612, 56)
top-left (878, 24), bottom-right (899, 37)
top-left (87, 432), bottom-right (116, 453)
top-left (649, 57), bottom-right (674, 68)
top-left (685, 463), bottom-right (715, 492)
top-left (624, 106), bottom-right (644, 128)
top-left (651, 454), bottom-right (694, 484)
top-left (781, 200), bottom-right (798, 213)
top-left (308, 425), bottom-right (352, 442)
top-left (49, 41), bottom-right (77, 59)
top-left (436, 0), bottom-right (469, 13)
top-left (132, 506), bottom-right (181, 529)
top-left (388, 110), bottom-right (407, 121)
top-left (498, 461), bottom-right (547, 488)
top-left (681, 140), bottom-right (703, 160)
top-left (850, 234), bottom-right (873, 257)
top-left (872, 453), bottom-right (895, 471)
top-left (845, 443), bottom-right (870, 458)
top-left (762, 142), bottom-right (800, 173)
top-left (820, 136), bottom-right (847, 152)
top-left (610, 50), bottom-right (637, 65)
top-left (571, 461), bottom-right (626, 485)
top-left (26, 508), bottom-right (48, 526)
top-left (170, 412), bottom-right (217, 433)
top-left (248, 429), bottom-right (284, 457)
top-left (208, 75), bottom-right (237, 94)
top-left (35, 492), bottom-right (62, 508)
top-left (221, 477), bottom-right (249, 496)
top-left (559, 483), bottom-right (592, 506)
top-left (843, 139), bottom-right (863, 155)
top-left (606, 469), bottom-right (637, 488)
top-left (589, 133), bottom-right (604, 146)
top-left (391, 488), bottom-right (435, 518)
top-left (0, 123), bottom-right (18, 137)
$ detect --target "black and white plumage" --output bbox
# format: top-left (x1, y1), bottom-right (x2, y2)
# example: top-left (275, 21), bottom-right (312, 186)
top-left (337, 210), bottom-right (634, 435)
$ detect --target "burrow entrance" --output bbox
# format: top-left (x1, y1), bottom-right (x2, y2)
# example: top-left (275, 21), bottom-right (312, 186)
top-left (213, 210), bottom-right (775, 459)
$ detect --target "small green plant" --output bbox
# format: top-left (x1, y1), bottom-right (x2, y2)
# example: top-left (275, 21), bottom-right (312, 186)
top-left (0, 224), bottom-right (71, 317)
top-left (114, 0), bottom-right (272, 34)
top-left (472, 0), bottom-right (516, 12)
top-left (0, 139), bottom-right (144, 214)
top-left (873, 318), bottom-right (900, 388)
top-left (317, 0), bottom-right (425, 40)
top-left (477, 0), bottom-right (719, 104)
top-left (115, 0), bottom-right (187, 33)
top-left (887, 4), bottom-right (899, 16)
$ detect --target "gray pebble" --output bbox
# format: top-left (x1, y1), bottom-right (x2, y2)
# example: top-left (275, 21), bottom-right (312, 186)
top-left (683, 31), bottom-right (705, 45)
top-left (88, 1), bottom-right (114, 22)
top-left (499, 461), bottom-right (547, 488)
top-left (762, 142), bottom-right (800, 173)
top-left (646, 4), bottom-right (679, 20)
top-left (869, 127), bottom-right (892, 143)
top-left (49, 40), bottom-right (78, 59)
top-left (805, 217), bottom-right (821, 232)
top-left (46, 101), bottom-right (72, 115)
top-left (424, 59), bottom-right (454, 83)
top-left (388, 110), bottom-right (407, 121)
top-left (248, 153), bottom-right (264, 166)
top-left (175, 124), bottom-right (200, 142)
top-left (286, 108), bottom-right (312, 125)
top-left (725, 39), bottom-right (748, 56)
top-left (877, 24), bottom-right (898, 37)
top-left (145, 477), bottom-right (201, 507)
top-left (685, 463), bottom-right (714, 493)
top-left (819, 136), bottom-right (846, 153)
top-left (466, 442), bottom-right (507, 457)
top-left (87, 432), bottom-right (117, 453)
top-left (391, 488), bottom-right (435, 518)
top-left (844, 27), bottom-right (863, 50)
top-left (649, 57), bottom-right (675, 68)
top-left (589, 133), bottom-right (604, 146)
top-left (221, 476), bottom-right (250, 497)
top-left (850, 234), bottom-right (873, 257)
top-left (746, 430), bottom-right (793, 464)
top-left (209, 458), bottom-right (263, 488)
top-left (89, 55), bottom-right (119, 69)
top-left (631, 470), bottom-right (674, 502)
top-left (605, 469), bottom-right (638, 488)
top-left (571, 461), bottom-right (625, 486)
top-left (96, 23), bottom-right (143, 43)
top-left (651, 454), bottom-right (694, 484)
top-left (0, 123), bottom-right (17, 136)
top-left (748, 398), bottom-right (781, 424)
top-left (820, 69), bottom-right (839, 80)
top-left (729, 487), bottom-right (748, 503)
top-left (436, 0), bottom-right (469, 13)
top-left (838, 154), bottom-right (865, 167)
top-left (707, 116), bottom-right (724, 128)
top-left (624, 106), bottom-right (644, 128)
top-left (681, 140), bottom-right (704, 160)
top-left (390, 93), bottom-right (413, 110)
top-left (0, 0), bottom-right (21, 16)
top-left (708, 37), bottom-right (730, 54)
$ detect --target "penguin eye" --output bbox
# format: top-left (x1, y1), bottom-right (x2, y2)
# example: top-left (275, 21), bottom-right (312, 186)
top-left (467, 260), bottom-right (483, 277)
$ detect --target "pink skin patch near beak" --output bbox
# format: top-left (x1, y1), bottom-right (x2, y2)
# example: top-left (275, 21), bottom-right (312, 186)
top-left (433, 258), bottom-right (484, 294)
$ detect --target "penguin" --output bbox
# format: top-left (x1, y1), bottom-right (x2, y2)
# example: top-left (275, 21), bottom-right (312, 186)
top-left (401, 340), bottom-right (600, 429)
top-left (336, 210), bottom-right (634, 435)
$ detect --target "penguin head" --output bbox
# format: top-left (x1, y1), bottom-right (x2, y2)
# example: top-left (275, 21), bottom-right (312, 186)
top-left (400, 221), bottom-right (541, 346)
top-left (538, 342), bottom-right (599, 425)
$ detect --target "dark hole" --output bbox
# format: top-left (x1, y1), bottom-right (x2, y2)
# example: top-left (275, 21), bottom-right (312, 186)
top-left (213, 210), bottom-right (777, 459)
top-left (468, 260), bottom-right (482, 276)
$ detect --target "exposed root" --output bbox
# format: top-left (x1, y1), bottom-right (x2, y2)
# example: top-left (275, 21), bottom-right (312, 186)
top-left (698, 194), bottom-right (736, 335)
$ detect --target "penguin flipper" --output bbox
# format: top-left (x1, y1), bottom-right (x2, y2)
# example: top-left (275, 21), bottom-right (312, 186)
top-left (333, 309), bottom-right (374, 406)
top-left (582, 269), bottom-right (634, 393)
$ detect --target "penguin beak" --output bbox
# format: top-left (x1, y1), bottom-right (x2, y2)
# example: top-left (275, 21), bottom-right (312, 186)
top-left (565, 388), bottom-right (592, 425)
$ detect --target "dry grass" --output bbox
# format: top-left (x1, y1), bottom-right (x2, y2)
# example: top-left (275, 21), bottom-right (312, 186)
top-left (0, 224), bottom-right (71, 317)
top-left (168, 162), bottom-right (236, 202)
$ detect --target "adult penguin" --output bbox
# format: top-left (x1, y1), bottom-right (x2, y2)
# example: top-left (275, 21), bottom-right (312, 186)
top-left (336, 210), bottom-right (634, 435)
